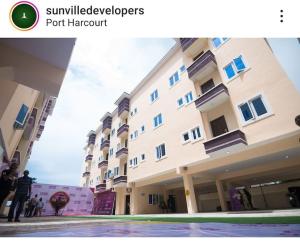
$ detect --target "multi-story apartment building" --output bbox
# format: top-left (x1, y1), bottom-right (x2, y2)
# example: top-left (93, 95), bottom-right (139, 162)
top-left (81, 38), bottom-right (300, 215)
top-left (0, 38), bottom-right (74, 213)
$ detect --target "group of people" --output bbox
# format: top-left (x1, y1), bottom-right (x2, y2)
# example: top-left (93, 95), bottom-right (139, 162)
top-left (0, 163), bottom-right (43, 222)
top-left (24, 194), bottom-right (44, 217)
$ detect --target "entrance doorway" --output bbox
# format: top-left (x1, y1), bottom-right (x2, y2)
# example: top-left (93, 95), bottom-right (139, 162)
top-left (210, 115), bottom-right (228, 137)
top-left (125, 195), bottom-right (130, 215)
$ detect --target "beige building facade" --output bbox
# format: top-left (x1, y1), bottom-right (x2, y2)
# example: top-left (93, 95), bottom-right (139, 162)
top-left (0, 38), bottom-right (75, 214)
top-left (81, 38), bottom-right (300, 215)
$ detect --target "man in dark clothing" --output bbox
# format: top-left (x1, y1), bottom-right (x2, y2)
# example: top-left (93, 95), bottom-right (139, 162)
top-left (0, 163), bottom-right (18, 208)
top-left (8, 170), bottom-right (32, 222)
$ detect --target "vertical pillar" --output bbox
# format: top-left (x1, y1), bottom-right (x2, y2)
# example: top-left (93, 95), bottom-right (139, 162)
top-left (216, 179), bottom-right (228, 211)
top-left (183, 174), bottom-right (198, 214)
top-left (115, 188), bottom-right (125, 215)
top-left (130, 184), bottom-right (138, 215)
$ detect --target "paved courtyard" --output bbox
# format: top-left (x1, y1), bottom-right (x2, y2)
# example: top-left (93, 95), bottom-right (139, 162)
top-left (0, 209), bottom-right (299, 237)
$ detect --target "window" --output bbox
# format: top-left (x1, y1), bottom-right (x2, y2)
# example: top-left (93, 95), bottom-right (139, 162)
top-left (133, 157), bottom-right (138, 166)
top-left (180, 65), bottom-right (186, 73)
top-left (134, 108), bottom-right (137, 114)
top-left (169, 71), bottom-right (180, 87)
top-left (150, 89), bottom-right (159, 103)
top-left (15, 104), bottom-right (29, 126)
top-left (114, 167), bottom-right (119, 176)
top-left (185, 92), bottom-right (193, 104)
top-left (156, 144), bottom-right (166, 160)
top-left (129, 159), bottom-right (133, 167)
top-left (191, 127), bottom-right (201, 140)
top-left (224, 55), bottom-right (247, 80)
top-left (182, 132), bottom-right (190, 142)
top-left (153, 113), bottom-right (163, 128)
top-left (148, 194), bottom-right (153, 205)
top-left (134, 130), bottom-right (138, 138)
top-left (111, 128), bottom-right (115, 136)
top-left (108, 170), bottom-right (112, 178)
top-left (141, 125), bottom-right (145, 133)
top-left (148, 194), bottom-right (158, 205)
top-left (212, 38), bottom-right (228, 48)
top-left (141, 154), bottom-right (145, 161)
top-left (177, 98), bottom-right (184, 108)
top-left (130, 133), bottom-right (134, 140)
top-left (238, 95), bottom-right (269, 123)
top-left (201, 79), bottom-right (215, 94)
top-left (109, 148), bottom-right (114, 157)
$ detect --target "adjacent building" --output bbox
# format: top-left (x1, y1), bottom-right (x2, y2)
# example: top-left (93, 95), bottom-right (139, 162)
top-left (80, 38), bottom-right (300, 215)
top-left (0, 38), bottom-right (75, 213)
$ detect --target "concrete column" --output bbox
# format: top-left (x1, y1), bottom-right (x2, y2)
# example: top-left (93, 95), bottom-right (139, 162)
top-left (115, 188), bottom-right (125, 215)
top-left (216, 179), bottom-right (228, 211)
top-left (130, 185), bottom-right (138, 215)
top-left (183, 174), bottom-right (198, 214)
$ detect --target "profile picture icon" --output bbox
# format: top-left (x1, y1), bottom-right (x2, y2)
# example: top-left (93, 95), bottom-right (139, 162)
top-left (10, 1), bottom-right (39, 31)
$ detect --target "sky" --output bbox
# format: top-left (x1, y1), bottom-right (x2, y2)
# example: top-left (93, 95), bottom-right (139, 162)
top-left (27, 38), bottom-right (175, 186)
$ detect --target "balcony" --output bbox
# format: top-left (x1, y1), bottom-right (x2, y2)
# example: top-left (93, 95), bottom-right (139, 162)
top-left (82, 171), bottom-right (90, 177)
top-left (85, 155), bottom-right (93, 162)
top-left (95, 181), bottom-right (106, 191)
top-left (115, 93), bottom-right (130, 118)
top-left (98, 160), bottom-right (108, 169)
top-left (203, 130), bottom-right (247, 155)
top-left (116, 147), bottom-right (128, 159)
top-left (187, 50), bottom-right (217, 82)
top-left (100, 140), bottom-right (110, 151)
top-left (113, 176), bottom-right (127, 187)
top-left (180, 38), bottom-right (208, 56)
top-left (117, 124), bottom-right (129, 138)
top-left (195, 83), bottom-right (229, 112)
top-left (87, 134), bottom-right (96, 146)
top-left (101, 114), bottom-right (112, 135)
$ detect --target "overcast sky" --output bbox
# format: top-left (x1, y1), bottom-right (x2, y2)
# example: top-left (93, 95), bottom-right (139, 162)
top-left (27, 38), bottom-right (175, 186)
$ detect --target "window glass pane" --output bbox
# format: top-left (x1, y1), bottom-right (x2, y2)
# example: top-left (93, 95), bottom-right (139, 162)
top-left (234, 56), bottom-right (246, 72)
top-left (196, 128), bottom-right (201, 138)
top-left (180, 65), bottom-right (186, 72)
top-left (161, 144), bottom-right (166, 157)
top-left (16, 104), bottom-right (29, 125)
top-left (224, 63), bottom-right (236, 79)
top-left (251, 97), bottom-right (267, 116)
top-left (177, 98), bottom-right (183, 106)
top-left (156, 146), bottom-right (160, 159)
top-left (212, 38), bottom-right (222, 48)
top-left (240, 103), bottom-right (253, 121)
top-left (149, 194), bottom-right (153, 204)
top-left (169, 77), bottom-right (174, 86)
top-left (174, 72), bottom-right (179, 82)
top-left (183, 133), bottom-right (189, 141)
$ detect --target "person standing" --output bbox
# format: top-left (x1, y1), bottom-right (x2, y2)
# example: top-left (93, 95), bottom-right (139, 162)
top-left (7, 170), bottom-right (32, 222)
top-left (36, 198), bottom-right (44, 217)
top-left (28, 194), bottom-right (38, 217)
top-left (0, 163), bottom-right (18, 208)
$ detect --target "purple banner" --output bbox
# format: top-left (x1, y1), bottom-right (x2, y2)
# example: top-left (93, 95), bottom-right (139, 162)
top-left (31, 183), bottom-right (94, 216)
top-left (93, 190), bottom-right (116, 215)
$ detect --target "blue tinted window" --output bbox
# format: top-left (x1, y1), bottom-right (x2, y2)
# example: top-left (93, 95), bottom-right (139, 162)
top-left (169, 77), bottom-right (174, 86)
top-left (224, 63), bottom-right (236, 79)
top-left (153, 114), bottom-right (162, 127)
top-left (174, 72), bottom-right (179, 82)
top-left (16, 104), bottom-right (29, 125)
top-left (177, 98), bottom-right (183, 107)
top-left (180, 65), bottom-right (186, 72)
top-left (234, 56), bottom-right (246, 72)
top-left (240, 103), bottom-right (253, 121)
top-left (212, 38), bottom-right (222, 48)
top-left (185, 92), bottom-right (193, 103)
top-left (251, 97), bottom-right (267, 116)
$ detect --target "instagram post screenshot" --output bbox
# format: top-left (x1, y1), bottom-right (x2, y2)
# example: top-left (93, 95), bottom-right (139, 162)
top-left (0, 0), bottom-right (299, 240)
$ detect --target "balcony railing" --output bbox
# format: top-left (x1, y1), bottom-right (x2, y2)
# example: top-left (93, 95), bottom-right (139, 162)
top-left (187, 50), bottom-right (217, 81)
top-left (85, 155), bottom-right (93, 162)
top-left (82, 171), bottom-right (90, 177)
top-left (118, 97), bottom-right (130, 118)
top-left (115, 147), bottom-right (128, 159)
top-left (95, 181), bottom-right (106, 191)
top-left (180, 38), bottom-right (198, 52)
top-left (203, 130), bottom-right (247, 154)
top-left (100, 140), bottom-right (110, 151)
top-left (113, 176), bottom-right (127, 185)
top-left (98, 160), bottom-right (108, 169)
top-left (102, 116), bottom-right (112, 134)
top-left (195, 83), bottom-right (229, 111)
top-left (117, 124), bottom-right (129, 138)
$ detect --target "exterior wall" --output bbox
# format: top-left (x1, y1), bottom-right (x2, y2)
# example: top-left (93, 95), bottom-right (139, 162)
top-left (0, 80), bottom-right (39, 160)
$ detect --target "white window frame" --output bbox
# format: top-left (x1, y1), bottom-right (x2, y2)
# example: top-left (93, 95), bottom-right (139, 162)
top-left (150, 89), bottom-right (159, 103)
top-left (181, 131), bottom-right (190, 144)
top-left (153, 113), bottom-right (163, 129)
top-left (223, 54), bottom-right (249, 82)
top-left (169, 71), bottom-right (180, 88)
top-left (140, 154), bottom-right (146, 162)
top-left (190, 126), bottom-right (202, 142)
top-left (237, 94), bottom-right (272, 126)
top-left (155, 143), bottom-right (166, 161)
top-left (133, 157), bottom-right (138, 167)
top-left (177, 97), bottom-right (184, 109)
top-left (212, 38), bottom-right (229, 49)
top-left (141, 125), bottom-right (145, 133)
top-left (185, 91), bottom-right (194, 105)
